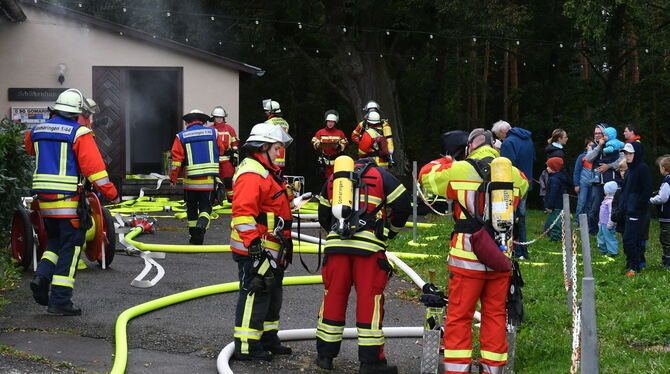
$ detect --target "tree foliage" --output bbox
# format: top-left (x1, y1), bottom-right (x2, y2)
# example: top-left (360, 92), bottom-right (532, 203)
top-left (0, 118), bottom-right (33, 240)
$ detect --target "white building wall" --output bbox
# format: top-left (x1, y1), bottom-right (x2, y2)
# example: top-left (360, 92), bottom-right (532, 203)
top-left (0, 5), bottom-right (240, 130)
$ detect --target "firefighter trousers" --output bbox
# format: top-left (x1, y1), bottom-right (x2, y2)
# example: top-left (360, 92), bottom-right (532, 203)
top-left (35, 218), bottom-right (86, 306)
top-left (443, 270), bottom-right (510, 374)
top-left (185, 189), bottom-right (212, 229)
top-left (219, 161), bottom-right (235, 202)
top-left (316, 251), bottom-right (393, 364)
top-left (233, 253), bottom-right (284, 355)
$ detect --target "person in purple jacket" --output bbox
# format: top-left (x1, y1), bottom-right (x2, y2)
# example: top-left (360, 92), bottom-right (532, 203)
top-left (598, 181), bottom-right (619, 257)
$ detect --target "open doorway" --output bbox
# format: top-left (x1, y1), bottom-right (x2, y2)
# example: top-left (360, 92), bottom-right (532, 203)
top-left (127, 69), bottom-right (181, 174)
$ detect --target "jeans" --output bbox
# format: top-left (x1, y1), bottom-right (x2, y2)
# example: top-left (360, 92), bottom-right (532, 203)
top-left (597, 224), bottom-right (618, 255)
top-left (622, 215), bottom-right (643, 272)
top-left (575, 184), bottom-right (593, 224)
top-left (513, 196), bottom-right (528, 258)
top-left (660, 222), bottom-right (670, 267)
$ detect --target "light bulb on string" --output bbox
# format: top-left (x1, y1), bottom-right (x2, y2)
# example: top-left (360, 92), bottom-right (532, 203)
top-left (255, 19), bottom-right (259, 25)
top-left (435, 57), bottom-right (439, 62)
top-left (122, 6), bottom-right (126, 13)
top-left (645, 48), bottom-right (649, 53)
top-left (298, 22), bottom-right (302, 29)
top-left (559, 42), bottom-right (563, 48)
top-left (602, 45), bottom-right (607, 51)
top-left (465, 59), bottom-right (468, 64)
top-left (210, 16), bottom-right (215, 21)
top-left (552, 63), bottom-right (556, 67)
top-left (523, 62), bottom-right (527, 66)
top-left (342, 26), bottom-right (347, 33)
top-left (386, 30), bottom-right (390, 36)
top-left (218, 41), bottom-right (222, 45)
top-left (380, 54), bottom-right (384, 58)
top-left (472, 36), bottom-right (477, 43)
top-left (516, 40), bottom-right (520, 45)
top-left (185, 38), bottom-right (189, 42)
top-left (411, 56), bottom-right (415, 61)
top-left (251, 43), bottom-right (255, 48)
top-left (347, 51), bottom-right (351, 56)
top-left (316, 49), bottom-right (319, 54)
top-left (429, 34), bottom-right (434, 40)
top-left (78, 2), bottom-right (82, 7)
top-left (493, 60), bottom-right (497, 65)
top-left (166, 11), bottom-right (171, 17)
top-left (283, 47), bottom-right (287, 51)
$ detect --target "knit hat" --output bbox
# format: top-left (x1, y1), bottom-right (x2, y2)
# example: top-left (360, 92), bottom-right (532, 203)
top-left (546, 157), bottom-right (564, 171)
top-left (604, 181), bottom-right (618, 195)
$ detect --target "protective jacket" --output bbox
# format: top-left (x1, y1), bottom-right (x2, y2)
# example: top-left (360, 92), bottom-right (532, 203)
top-left (351, 120), bottom-right (391, 144)
top-left (170, 121), bottom-right (224, 191)
top-left (318, 158), bottom-right (410, 255)
top-left (230, 155), bottom-right (292, 262)
top-left (419, 146), bottom-right (529, 275)
top-left (209, 121), bottom-right (239, 162)
top-left (419, 145), bottom-right (528, 374)
top-left (25, 115), bottom-right (118, 218)
top-left (265, 115), bottom-right (289, 168)
top-left (357, 125), bottom-right (391, 168)
top-left (311, 127), bottom-right (348, 157)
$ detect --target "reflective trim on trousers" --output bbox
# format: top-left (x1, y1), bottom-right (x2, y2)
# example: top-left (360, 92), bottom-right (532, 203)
top-left (481, 363), bottom-right (505, 374)
top-left (42, 251), bottom-right (58, 265)
top-left (448, 256), bottom-right (490, 271)
top-left (444, 363), bottom-right (472, 373)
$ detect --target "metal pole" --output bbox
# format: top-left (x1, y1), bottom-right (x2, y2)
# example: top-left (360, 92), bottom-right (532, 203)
top-left (563, 193), bottom-right (573, 314)
top-left (579, 213), bottom-right (599, 374)
top-left (412, 161), bottom-right (418, 244)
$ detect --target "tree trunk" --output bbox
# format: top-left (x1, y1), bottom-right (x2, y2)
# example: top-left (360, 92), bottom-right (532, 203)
top-left (480, 41), bottom-right (490, 126)
top-left (503, 45), bottom-right (509, 120)
top-left (510, 47), bottom-right (519, 122)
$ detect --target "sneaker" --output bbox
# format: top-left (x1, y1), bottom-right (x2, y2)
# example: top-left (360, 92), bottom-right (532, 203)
top-left (359, 361), bottom-right (398, 374)
top-left (263, 344), bottom-right (292, 355)
top-left (625, 269), bottom-right (637, 277)
top-left (316, 355), bottom-right (334, 370)
top-left (607, 253), bottom-right (618, 258)
top-left (232, 350), bottom-right (273, 361)
top-left (30, 275), bottom-right (49, 306)
top-left (47, 301), bottom-right (82, 316)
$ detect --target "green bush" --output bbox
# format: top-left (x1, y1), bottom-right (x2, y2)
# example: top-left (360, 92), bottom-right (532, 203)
top-left (0, 117), bottom-right (33, 244)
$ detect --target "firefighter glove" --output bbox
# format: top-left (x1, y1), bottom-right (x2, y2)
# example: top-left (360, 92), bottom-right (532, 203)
top-left (248, 238), bottom-right (263, 262)
top-left (248, 275), bottom-right (266, 295)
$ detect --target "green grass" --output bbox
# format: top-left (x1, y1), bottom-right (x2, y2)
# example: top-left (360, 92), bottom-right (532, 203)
top-left (392, 209), bottom-right (670, 374)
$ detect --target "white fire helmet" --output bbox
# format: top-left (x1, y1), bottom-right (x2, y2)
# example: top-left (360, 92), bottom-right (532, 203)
top-left (325, 113), bottom-right (339, 122)
top-left (211, 106), bottom-right (227, 118)
top-left (246, 122), bottom-right (293, 147)
top-left (262, 99), bottom-right (281, 114)
top-left (366, 111), bottom-right (381, 124)
top-left (363, 100), bottom-right (380, 112)
top-left (53, 88), bottom-right (84, 114)
top-left (83, 98), bottom-right (99, 114)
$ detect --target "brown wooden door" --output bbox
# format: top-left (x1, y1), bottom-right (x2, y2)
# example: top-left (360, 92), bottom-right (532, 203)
top-left (92, 67), bottom-right (126, 177)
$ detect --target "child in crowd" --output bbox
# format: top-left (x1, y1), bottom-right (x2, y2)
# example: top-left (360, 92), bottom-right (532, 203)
top-left (649, 155), bottom-right (670, 269)
top-left (544, 157), bottom-right (567, 241)
top-left (574, 138), bottom-right (595, 223)
top-left (598, 181), bottom-right (619, 257)
top-left (602, 127), bottom-right (624, 155)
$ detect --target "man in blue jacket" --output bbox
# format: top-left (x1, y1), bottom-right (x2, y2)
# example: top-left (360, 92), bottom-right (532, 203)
top-left (492, 120), bottom-right (536, 259)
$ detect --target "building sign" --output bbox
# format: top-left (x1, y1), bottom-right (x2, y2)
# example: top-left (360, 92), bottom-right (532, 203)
top-left (11, 107), bottom-right (50, 126)
top-left (8, 88), bottom-right (64, 102)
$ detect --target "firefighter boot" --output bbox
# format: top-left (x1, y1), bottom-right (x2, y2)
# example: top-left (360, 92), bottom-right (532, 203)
top-left (232, 350), bottom-right (273, 362)
top-left (663, 255), bottom-right (670, 269)
top-left (189, 227), bottom-right (204, 245)
top-left (47, 301), bottom-right (82, 316)
top-left (30, 275), bottom-right (49, 306)
top-left (359, 360), bottom-right (398, 374)
top-left (263, 343), bottom-right (292, 355)
top-left (316, 355), bottom-right (334, 370)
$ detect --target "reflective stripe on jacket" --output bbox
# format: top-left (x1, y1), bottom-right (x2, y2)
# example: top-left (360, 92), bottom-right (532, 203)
top-left (419, 146), bottom-right (529, 275)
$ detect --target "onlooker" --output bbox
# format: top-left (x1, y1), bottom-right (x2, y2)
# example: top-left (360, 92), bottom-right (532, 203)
top-left (649, 155), bottom-right (670, 269)
top-left (623, 124), bottom-right (641, 143)
top-left (602, 127), bottom-right (624, 155)
top-left (585, 124), bottom-right (621, 235)
top-left (544, 157), bottom-right (567, 242)
top-left (493, 120), bottom-right (535, 259)
top-left (539, 129), bottom-right (572, 198)
top-left (597, 181), bottom-right (619, 257)
top-left (574, 138), bottom-right (595, 224)
top-left (619, 142), bottom-right (652, 276)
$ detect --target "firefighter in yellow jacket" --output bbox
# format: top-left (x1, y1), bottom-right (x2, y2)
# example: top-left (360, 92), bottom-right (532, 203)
top-left (418, 129), bottom-right (528, 374)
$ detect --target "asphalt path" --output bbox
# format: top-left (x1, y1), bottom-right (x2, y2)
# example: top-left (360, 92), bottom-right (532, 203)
top-left (0, 214), bottom-right (428, 374)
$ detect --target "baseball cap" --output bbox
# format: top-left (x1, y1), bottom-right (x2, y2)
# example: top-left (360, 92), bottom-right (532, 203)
top-left (623, 143), bottom-right (635, 153)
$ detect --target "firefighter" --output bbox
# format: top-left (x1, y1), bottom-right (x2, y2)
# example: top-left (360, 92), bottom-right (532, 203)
top-left (230, 122), bottom-right (295, 361)
top-left (311, 110), bottom-right (348, 180)
top-left (78, 98), bottom-right (98, 130)
top-left (209, 106), bottom-right (239, 202)
top-left (315, 157), bottom-right (411, 374)
top-left (351, 100), bottom-right (393, 146)
top-left (25, 88), bottom-right (120, 316)
top-left (263, 99), bottom-right (289, 169)
top-left (357, 111), bottom-right (392, 169)
top-left (418, 129), bottom-right (529, 374)
top-left (169, 109), bottom-right (224, 245)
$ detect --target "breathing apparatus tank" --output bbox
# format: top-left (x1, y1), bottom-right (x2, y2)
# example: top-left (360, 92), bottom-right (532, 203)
top-left (489, 157), bottom-right (514, 250)
top-left (382, 124), bottom-right (394, 162)
top-left (332, 156), bottom-right (355, 231)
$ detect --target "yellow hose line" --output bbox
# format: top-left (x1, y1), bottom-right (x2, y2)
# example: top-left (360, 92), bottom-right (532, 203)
top-left (405, 222), bottom-right (435, 228)
top-left (110, 275), bottom-right (323, 374)
top-left (124, 227), bottom-right (435, 259)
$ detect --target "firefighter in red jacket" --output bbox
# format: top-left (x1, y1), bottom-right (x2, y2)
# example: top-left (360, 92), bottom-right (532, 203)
top-left (230, 122), bottom-right (294, 361)
top-left (357, 111), bottom-right (392, 169)
top-left (209, 106), bottom-right (239, 202)
top-left (351, 100), bottom-right (393, 145)
top-left (419, 129), bottom-right (529, 374)
top-left (263, 99), bottom-right (289, 169)
top-left (170, 110), bottom-right (225, 245)
top-left (314, 157), bottom-right (411, 374)
top-left (26, 89), bottom-right (120, 316)
top-left (77, 98), bottom-right (98, 130)
top-left (311, 110), bottom-right (348, 180)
